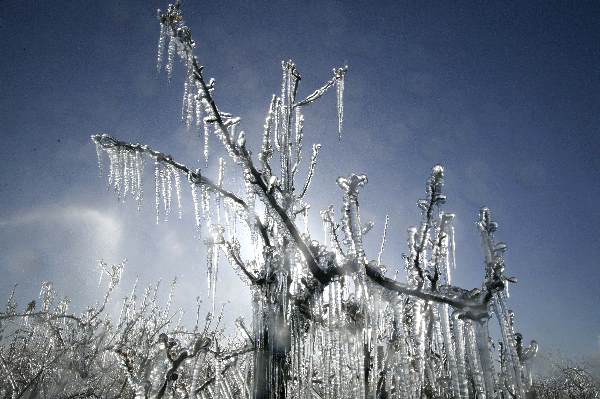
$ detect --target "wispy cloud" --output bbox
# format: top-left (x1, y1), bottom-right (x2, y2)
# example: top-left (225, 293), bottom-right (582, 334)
top-left (0, 205), bottom-right (122, 253)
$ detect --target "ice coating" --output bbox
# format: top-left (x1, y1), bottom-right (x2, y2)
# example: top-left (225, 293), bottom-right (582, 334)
top-left (85, 2), bottom-right (538, 398)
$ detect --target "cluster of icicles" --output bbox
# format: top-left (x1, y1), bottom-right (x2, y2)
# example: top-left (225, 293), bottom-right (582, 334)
top-left (95, 135), bottom-right (537, 398)
top-left (248, 189), bottom-right (538, 399)
top-left (91, 2), bottom-right (538, 398)
top-left (95, 138), bottom-right (249, 313)
top-left (156, 11), bottom-right (346, 168)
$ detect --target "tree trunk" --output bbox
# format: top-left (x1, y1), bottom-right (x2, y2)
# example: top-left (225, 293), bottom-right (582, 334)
top-left (253, 290), bottom-right (290, 399)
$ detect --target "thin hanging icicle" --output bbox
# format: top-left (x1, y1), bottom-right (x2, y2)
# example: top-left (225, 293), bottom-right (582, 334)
top-left (172, 165), bottom-right (183, 219)
top-left (377, 215), bottom-right (389, 266)
top-left (122, 150), bottom-right (130, 200)
top-left (166, 35), bottom-right (176, 80)
top-left (217, 157), bottom-right (225, 187)
top-left (157, 23), bottom-right (166, 72)
top-left (127, 152), bottom-right (135, 199)
top-left (134, 151), bottom-right (144, 210)
top-left (335, 68), bottom-right (345, 139)
top-left (182, 80), bottom-right (189, 122)
top-left (216, 158), bottom-right (225, 226)
top-left (154, 160), bottom-right (160, 224)
top-left (451, 225), bottom-right (457, 271)
top-left (207, 229), bottom-right (221, 315)
top-left (160, 165), bottom-right (170, 220)
top-left (195, 91), bottom-right (203, 128)
top-left (186, 91), bottom-right (194, 128)
top-left (95, 142), bottom-right (104, 177)
top-left (203, 120), bottom-right (210, 165)
top-left (465, 321), bottom-right (487, 399)
top-left (190, 181), bottom-right (202, 232)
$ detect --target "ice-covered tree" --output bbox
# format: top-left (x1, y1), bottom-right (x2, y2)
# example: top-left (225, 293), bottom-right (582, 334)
top-left (5, 1), bottom-right (538, 397)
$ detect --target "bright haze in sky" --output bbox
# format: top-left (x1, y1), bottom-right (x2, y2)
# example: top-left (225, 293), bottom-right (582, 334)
top-left (1, 0), bottom-right (599, 363)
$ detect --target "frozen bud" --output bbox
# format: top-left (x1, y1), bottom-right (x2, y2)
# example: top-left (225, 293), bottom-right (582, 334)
top-left (524, 340), bottom-right (539, 360)
top-left (432, 164), bottom-right (444, 178)
top-left (237, 130), bottom-right (246, 148)
top-left (417, 199), bottom-right (429, 211)
top-left (336, 173), bottom-right (368, 195)
top-left (479, 207), bottom-right (490, 224)
top-left (267, 175), bottom-right (279, 193)
top-left (434, 194), bottom-right (447, 204)
top-left (494, 242), bottom-right (508, 254)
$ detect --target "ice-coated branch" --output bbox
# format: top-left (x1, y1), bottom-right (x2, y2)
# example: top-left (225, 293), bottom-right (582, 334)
top-left (331, 169), bottom-right (506, 320)
top-left (364, 263), bottom-right (489, 320)
top-left (92, 133), bottom-right (271, 248)
top-left (155, 2), bottom-right (350, 286)
top-left (158, 10), bottom-right (329, 284)
top-left (259, 95), bottom-right (277, 177)
top-left (219, 238), bottom-right (259, 285)
top-left (299, 143), bottom-right (321, 199)
top-left (478, 206), bottom-right (516, 302)
top-left (320, 205), bottom-right (346, 258)
top-left (81, 3), bottom-right (541, 397)
top-left (337, 173), bottom-right (369, 260)
top-left (293, 66), bottom-right (347, 109)
top-left (409, 165), bottom-right (446, 287)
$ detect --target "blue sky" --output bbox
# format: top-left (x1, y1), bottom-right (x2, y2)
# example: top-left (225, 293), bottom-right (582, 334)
top-left (1, 0), bottom-right (599, 363)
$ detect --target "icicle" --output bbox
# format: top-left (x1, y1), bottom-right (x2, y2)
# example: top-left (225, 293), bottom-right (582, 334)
top-left (465, 321), bottom-right (487, 399)
top-left (123, 150), bottom-right (130, 199)
top-left (154, 160), bottom-right (160, 224)
top-left (441, 304), bottom-right (462, 399)
top-left (206, 235), bottom-right (217, 313)
top-left (160, 166), bottom-right (169, 220)
top-left (172, 166), bottom-right (182, 219)
top-left (217, 158), bottom-right (225, 187)
top-left (166, 35), bottom-right (175, 80)
top-left (195, 91), bottom-right (203, 128)
top-left (127, 152), bottom-right (136, 199)
top-left (453, 314), bottom-right (470, 399)
top-left (186, 91), bottom-right (194, 128)
top-left (107, 149), bottom-right (115, 187)
top-left (377, 215), bottom-right (389, 266)
top-left (182, 80), bottom-right (189, 122)
top-left (335, 68), bottom-right (345, 139)
top-left (475, 321), bottom-right (497, 397)
top-left (190, 183), bottom-right (201, 234)
top-left (134, 151), bottom-right (144, 210)
top-left (157, 23), bottom-right (166, 72)
top-left (113, 149), bottom-right (123, 197)
top-left (203, 120), bottom-right (210, 165)
top-left (451, 225), bottom-right (457, 271)
top-left (95, 142), bottom-right (104, 176)
top-left (167, 165), bottom-right (174, 217)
